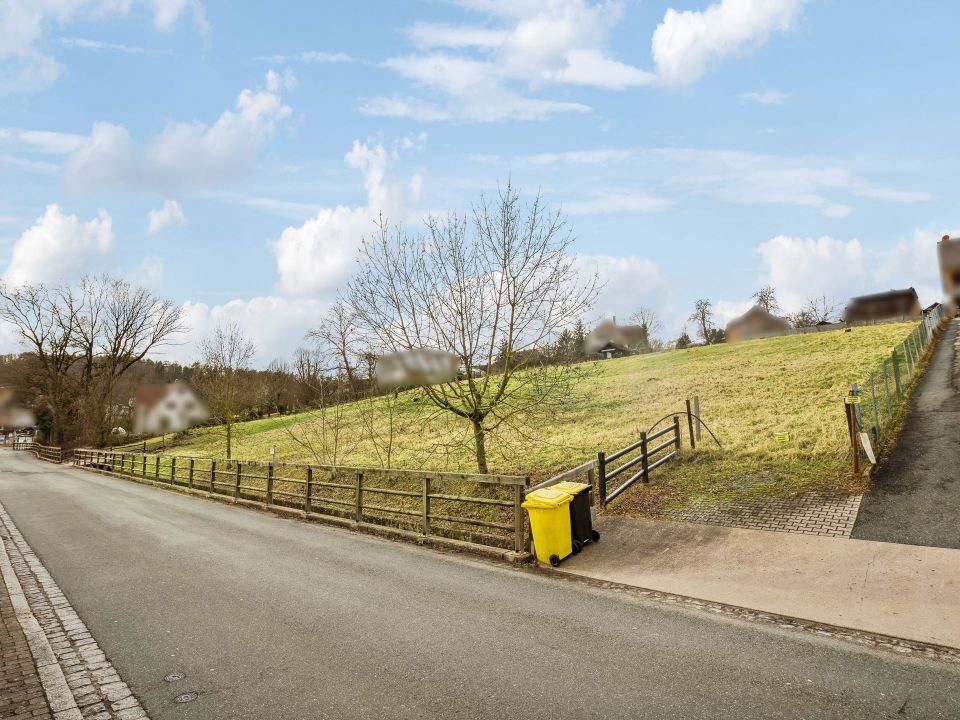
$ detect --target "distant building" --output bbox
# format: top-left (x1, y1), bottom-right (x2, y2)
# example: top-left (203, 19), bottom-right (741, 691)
top-left (843, 288), bottom-right (921, 323)
top-left (586, 318), bottom-right (652, 359)
top-left (726, 305), bottom-right (790, 342)
top-left (938, 235), bottom-right (960, 306)
top-left (132, 381), bottom-right (207, 435)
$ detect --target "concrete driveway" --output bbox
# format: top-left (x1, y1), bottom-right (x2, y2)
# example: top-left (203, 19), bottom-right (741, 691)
top-left (853, 318), bottom-right (960, 548)
top-left (2, 451), bottom-right (960, 719)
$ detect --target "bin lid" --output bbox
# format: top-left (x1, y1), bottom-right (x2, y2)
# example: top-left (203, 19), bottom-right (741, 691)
top-left (522, 487), bottom-right (574, 509)
top-left (553, 481), bottom-right (591, 496)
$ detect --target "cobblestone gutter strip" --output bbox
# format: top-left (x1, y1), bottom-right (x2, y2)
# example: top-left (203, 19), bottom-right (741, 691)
top-left (658, 493), bottom-right (863, 537)
top-left (0, 502), bottom-right (149, 720)
top-left (541, 568), bottom-right (960, 666)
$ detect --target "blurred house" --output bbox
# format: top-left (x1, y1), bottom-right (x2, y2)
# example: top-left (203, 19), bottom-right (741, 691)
top-left (586, 318), bottom-right (652, 359)
top-left (939, 234), bottom-right (960, 307)
top-left (843, 288), bottom-right (921, 323)
top-left (132, 381), bottom-right (207, 435)
top-left (726, 305), bottom-right (790, 342)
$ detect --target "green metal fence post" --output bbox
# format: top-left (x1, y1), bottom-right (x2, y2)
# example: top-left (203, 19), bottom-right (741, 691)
top-left (869, 372), bottom-right (880, 436)
top-left (891, 349), bottom-right (902, 396)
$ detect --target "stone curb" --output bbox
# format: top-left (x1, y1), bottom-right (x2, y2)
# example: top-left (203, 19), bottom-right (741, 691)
top-left (0, 501), bottom-right (151, 720)
top-left (0, 531), bottom-right (83, 720)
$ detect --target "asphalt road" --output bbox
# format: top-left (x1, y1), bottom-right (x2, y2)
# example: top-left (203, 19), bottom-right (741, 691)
top-left (853, 318), bottom-right (960, 548)
top-left (1, 452), bottom-right (959, 720)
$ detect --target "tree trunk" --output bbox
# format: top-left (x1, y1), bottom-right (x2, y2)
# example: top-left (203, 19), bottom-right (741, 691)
top-left (471, 418), bottom-right (488, 474)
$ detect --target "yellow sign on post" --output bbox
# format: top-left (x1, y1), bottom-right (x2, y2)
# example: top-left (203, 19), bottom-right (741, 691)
top-left (844, 395), bottom-right (861, 405)
top-left (773, 432), bottom-right (790, 443)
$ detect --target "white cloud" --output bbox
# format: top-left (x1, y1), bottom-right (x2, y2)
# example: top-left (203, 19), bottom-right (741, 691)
top-left (58, 37), bottom-right (148, 54)
top-left (0, 1), bottom-right (207, 95)
top-left (171, 296), bottom-right (327, 366)
top-left (737, 89), bottom-right (789, 105)
top-left (563, 190), bottom-right (672, 215)
top-left (714, 299), bottom-right (755, 325)
top-left (63, 72), bottom-right (293, 192)
top-left (874, 228), bottom-right (956, 307)
top-left (0, 127), bottom-right (86, 154)
top-left (256, 50), bottom-right (353, 64)
top-left (366, 1), bottom-right (650, 122)
top-left (2, 204), bottom-right (114, 288)
top-left (755, 235), bottom-right (866, 312)
top-left (652, 0), bottom-right (804, 87)
top-left (574, 253), bottom-right (666, 323)
top-left (139, 253), bottom-right (165, 284)
top-left (146, 199), bottom-right (186, 234)
top-left (270, 138), bottom-right (423, 296)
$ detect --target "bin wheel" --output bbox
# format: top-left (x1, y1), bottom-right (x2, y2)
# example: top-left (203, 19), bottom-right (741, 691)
top-left (572, 539), bottom-right (583, 555)
top-left (549, 554), bottom-right (560, 567)
top-left (591, 530), bottom-right (600, 542)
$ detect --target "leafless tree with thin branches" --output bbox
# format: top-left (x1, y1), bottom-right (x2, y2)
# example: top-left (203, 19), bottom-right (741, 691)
top-left (197, 322), bottom-right (256, 459)
top-left (349, 183), bottom-right (599, 473)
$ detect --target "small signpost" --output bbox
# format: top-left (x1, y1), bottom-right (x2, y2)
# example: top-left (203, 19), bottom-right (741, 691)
top-left (773, 431), bottom-right (790, 443)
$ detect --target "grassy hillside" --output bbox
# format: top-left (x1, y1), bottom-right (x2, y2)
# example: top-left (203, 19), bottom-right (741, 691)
top-left (144, 322), bottom-right (918, 513)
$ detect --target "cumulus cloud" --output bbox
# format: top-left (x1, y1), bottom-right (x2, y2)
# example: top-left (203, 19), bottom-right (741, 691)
top-left (574, 253), bottom-right (667, 325)
top-left (146, 199), bottom-right (187, 234)
top-left (755, 235), bottom-right (865, 312)
top-left (170, 296), bottom-right (328, 366)
top-left (0, 0), bottom-right (207, 95)
top-left (652, 0), bottom-right (804, 86)
top-left (270, 138), bottom-right (423, 296)
top-left (63, 72), bottom-right (293, 192)
top-left (364, 1), bottom-right (651, 122)
top-left (2, 204), bottom-right (114, 288)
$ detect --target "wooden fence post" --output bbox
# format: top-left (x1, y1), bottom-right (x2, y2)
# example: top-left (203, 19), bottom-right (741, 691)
top-left (869, 373), bottom-right (880, 438)
top-left (188, 458), bottom-right (194, 490)
top-left (514, 483), bottom-right (525, 554)
top-left (154, 456), bottom-right (160, 479)
top-left (673, 416), bottom-right (681, 454)
top-left (355, 472), bottom-right (363, 523)
top-left (234, 462), bottom-right (241, 500)
top-left (209, 459), bottom-right (216, 493)
top-left (640, 432), bottom-right (650, 483)
top-left (845, 401), bottom-right (860, 476)
top-left (597, 452), bottom-right (606, 508)
top-left (422, 477), bottom-right (431, 537)
top-left (266, 464), bottom-right (274, 506)
top-left (305, 466), bottom-right (313, 513)
top-left (142, 454), bottom-right (147, 477)
top-left (685, 399), bottom-right (696, 449)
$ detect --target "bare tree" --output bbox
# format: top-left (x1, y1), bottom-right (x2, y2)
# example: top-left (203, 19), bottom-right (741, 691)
top-left (689, 299), bottom-right (716, 344)
top-left (628, 306), bottom-right (663, 345)
top-left (197, 322), bottom-right (256, 459)
top-left (0, 276), bottom-right (184, 446)
top-left (349, 184), bottom-right (598, 473)
top-left (791, 294), bottom-right (839, 327)
top-left (307, 302), bottom-right (361, 395)
top-left (751, 285), bottom-right (780, 314)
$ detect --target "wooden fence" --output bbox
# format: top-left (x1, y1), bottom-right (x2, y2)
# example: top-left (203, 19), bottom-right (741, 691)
top-left (73, 449), bottom-right (528, 553)
top-left (598, 416), bottom-right (683, 506)
top-left (13, 441), bottom-right (63, 463)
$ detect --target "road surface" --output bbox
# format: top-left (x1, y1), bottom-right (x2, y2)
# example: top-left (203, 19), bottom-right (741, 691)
top-left (854, 318), bottom-right (960, 548)
top-left (1, 450), bottom-right (959, 719)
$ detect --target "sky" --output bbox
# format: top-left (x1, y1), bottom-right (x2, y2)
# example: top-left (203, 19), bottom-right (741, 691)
top-left (0, 0), bottom-right (957, 365)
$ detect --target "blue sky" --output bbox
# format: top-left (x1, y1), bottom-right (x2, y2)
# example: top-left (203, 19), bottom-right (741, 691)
top-left (0, 0), bottom-right (957, 364)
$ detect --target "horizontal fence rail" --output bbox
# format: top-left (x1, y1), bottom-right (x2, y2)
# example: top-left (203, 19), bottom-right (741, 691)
top-left (13, 441), bottom-right (63, 463)
top-left (73, 449), bottom-right (528, 554)
top-left (598, 416), bottom-right (683, 507)
top-left (847, 305), bottom-right (950, 472)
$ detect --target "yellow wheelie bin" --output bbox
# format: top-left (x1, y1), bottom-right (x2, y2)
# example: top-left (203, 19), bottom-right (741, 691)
top-left (522, 487), bottom-right (574, 566)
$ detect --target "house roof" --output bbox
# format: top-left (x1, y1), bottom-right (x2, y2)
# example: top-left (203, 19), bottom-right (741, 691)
top-left (726, 305), bottom-right (790, 330)
top-left (846, 287), bottom-right (918, 306)
top-left (597, 340), bottom-right (630, 353)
